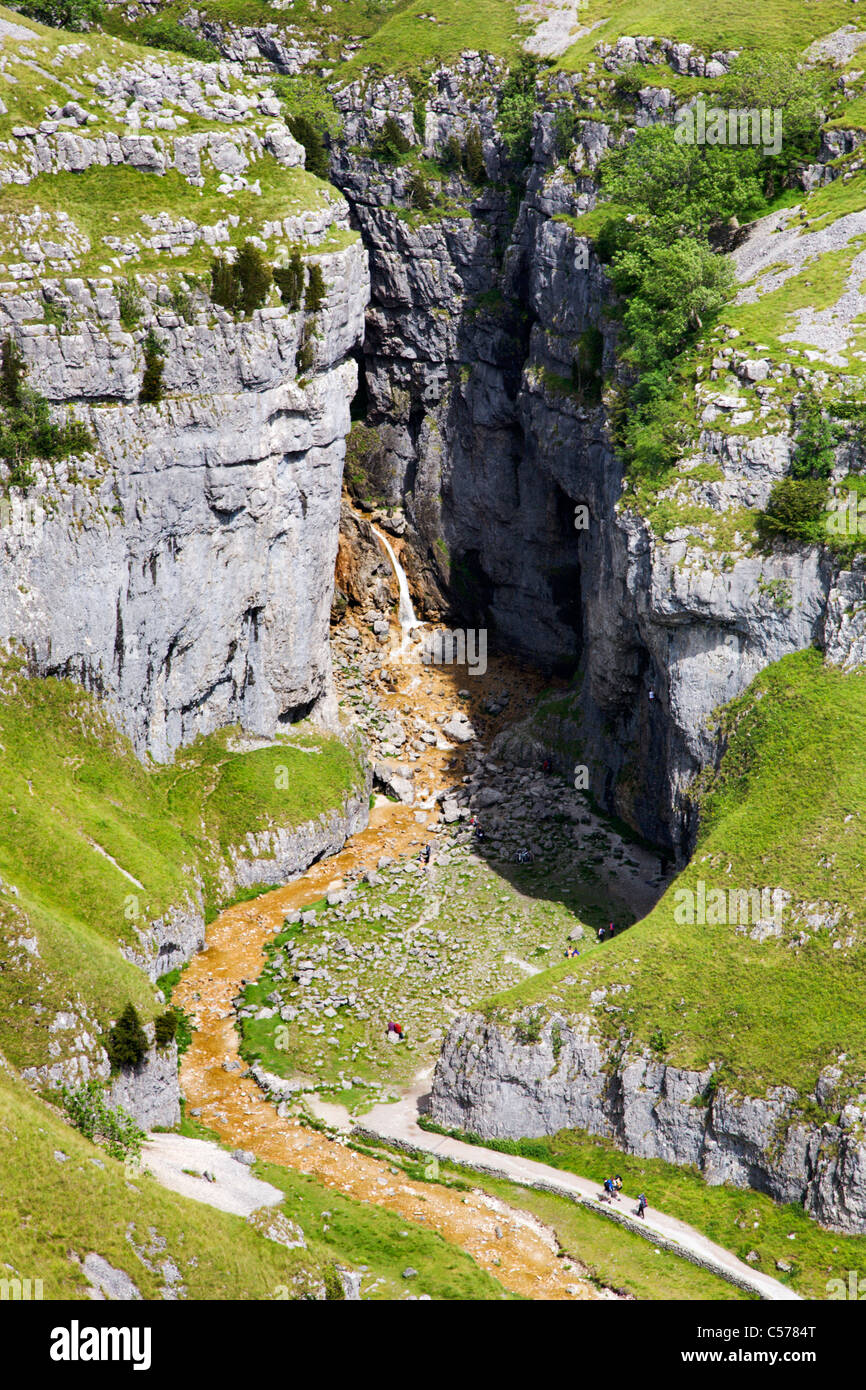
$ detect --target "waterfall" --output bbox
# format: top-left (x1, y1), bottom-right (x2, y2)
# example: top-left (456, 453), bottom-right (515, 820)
top-left (373, 526), bottom-right (422, 637)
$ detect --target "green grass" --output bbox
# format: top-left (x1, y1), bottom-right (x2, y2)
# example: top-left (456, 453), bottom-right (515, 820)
top-left (0, 661), bottom-right (364, 1072)
top-left (557, 0), bottom-right (856, 72)
top-left (0, 1062), bottom-right (331, 1299)
top-left (340, 0), bottom-right (526, 77)
top-left (487, 649), bottom-right (866, 1104)
top-left (254, 1153), bottom-right (512, 1300)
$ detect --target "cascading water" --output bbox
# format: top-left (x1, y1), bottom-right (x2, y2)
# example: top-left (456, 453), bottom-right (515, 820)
top-left (373, 525), bottom-right (423, 637)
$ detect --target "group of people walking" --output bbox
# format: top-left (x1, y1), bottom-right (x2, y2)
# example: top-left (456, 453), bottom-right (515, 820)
top-left (600, 1175), bottom-right (648, 1219)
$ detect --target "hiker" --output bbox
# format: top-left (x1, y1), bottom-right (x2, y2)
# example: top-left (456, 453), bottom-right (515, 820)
top-left (597, 925), bottom-right (605, 943)
top-left (474, 824), bottom-right (485, 842)
top-left (542, 757), bottom-right (552, 775)
top-left (603, 1177), bottom-right (615, 1198)
top-left (607, 921), bottom-right (615, 939)
top-left (614, 1175), bottom-right (623, 1193)
top-left (648, 689), bottom-right (655, 702)
top-left (636, 1193), bottom-right (647, 1219)
top-left (423, 844), bottom-right (431, 864)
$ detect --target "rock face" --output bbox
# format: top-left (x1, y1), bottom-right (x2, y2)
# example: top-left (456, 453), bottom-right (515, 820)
top-left (431, 1011), bottom-right (866, 1234)
top-left (329, 66), bottom-right (866, 851)
top-left (0, 240), bottom-right (368, 762)
top-left (108, 1038), bottom-right (180, 1130)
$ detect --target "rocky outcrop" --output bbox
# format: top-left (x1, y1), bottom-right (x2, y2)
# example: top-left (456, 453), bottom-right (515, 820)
top-left (431, 1011), bottom-right (866, 1234)
top-left (224, 768), bottom-right (372, 890)
top-left (108, 1036), bottom-right (180, 1130)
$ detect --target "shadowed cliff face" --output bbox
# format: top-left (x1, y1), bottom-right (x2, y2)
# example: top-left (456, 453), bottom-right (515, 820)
top-left (328, 71), bottom-right (863, 856)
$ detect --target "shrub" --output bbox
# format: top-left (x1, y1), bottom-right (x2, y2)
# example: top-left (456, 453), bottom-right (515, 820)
top-left (304, 263), bottom-right (326, 315)
top-left (498, 53), bottom-right (542, 164)
top-left (553, 108), bottom-right (574, 160)
top-left (274, 74), bottom-right (342, 140)
top-left (571, 326), bottom-right (604, 403)
top-left (235, 240), bottom-right (272, 315)
top-left (442, 133), bottom-right (463, 172)
top-left (210, 255), bottom-right (237, 312)
top-left (139, 329), bottom-right (165, 404)
top-left (323, 1263), bottom-right (346, 1300)
top-left (757, 476), bottom-right (827, 545)
top-left (610, 232), bottom-right (734, 371)
top-left (463, 124), bottom-right (486, 184)
top-left (296, 337), bottom-right (314, 375)
top-left (287, 113), bottom-right (329, 179)
top-left (134, 17), bottom-right (218, 60)
top-left (15, 0), bottom-right (102, 29)
top-left (613, 66), bottom-right (645, 102)
top-left (0, 336), bottom-right (93, 489)
top-left (407, 169), bottom-right (432, 211)
top-left (105, 1002), bottom-right (149, 1072)
top-left (61, 1081), bottom-right (145, 1162)
top-left (210, 242), bottom-right (272, 316)
top-left (371, 115), bottom-right (411, 163)
top-left (117, 275), bottom-right (143, 330)
top-left (274, 249), bottom-right (305, 310)
top-left (154, 1009), bottom-right (178, 1049)
top-left (790, 389), bottom-right (839, 480)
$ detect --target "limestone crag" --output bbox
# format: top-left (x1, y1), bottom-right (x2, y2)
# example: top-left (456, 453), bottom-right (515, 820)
top-left (0, 236), bottom-right (368, 762)
top-left (431, 1011), bottom-right (866, 1234)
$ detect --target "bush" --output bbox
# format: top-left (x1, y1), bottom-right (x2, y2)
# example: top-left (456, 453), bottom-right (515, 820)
top-left (274, 74), bottom-right (342, 140)
top-left (61, 1081), bottom-right (145, 1162)
top-left (407, 169), bottom-right (432, 211)
top-left (210, 241), bottom-right (272, 316)
top-left (463, 124), bottom-right (486, 184)
top-left (371, 115), bottom-right (411, 163)
top-left (105, 1002), bottom-right (149, 1072)
top-left (235, 240), bottom-right (272, 315)
top-left (287, 113), bottom-right (329, 179)
top-left (611, 232), bottom-right (734, 371)
top-left (139, 329), bottom-right (165, 404)
top-left (274, 249), bottom-right (305, 311)
top-left (304, 263), bottom-right (326, 315)
top-left (498, 53), bottom-right (542, 164)
top-left (571, 326), bottom-right (604, 403)
top-left (15, 0), bottom-right (102, 29)
top-left (790, 389), bottom-right (839, 480)
top-left (612, 66), bottom-right (645, 102)
top-left (154, 1009), bottom-right (178, 1049)
top-left (442, 133), bottom-right (463, 172)
top-left (0, 336), bottom-right (93, 489)
top-left (134, 17), bottom-right (218, 61)
top-left (296, 337), bottom-right (314, 375)
top-left (117, 276), bottom-right (143, 330)
top-left (757, 476), bottom-right (828, 545)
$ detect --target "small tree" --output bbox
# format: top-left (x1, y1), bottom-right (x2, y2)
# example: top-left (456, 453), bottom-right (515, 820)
top-left (154, 1009), bottom-right (178, 1049)
top-left (287, 113), bottom-right (329, 179)
top-left (235, 240), bottom-right (272, 316)
top-left (463, 124), bottom-right (486, 184)
top-left (210, 254), bottom-right (237, 312)
top-left (408, 169), bottom-right (432, 211)
top-left (305, 263), bottom-right (326, 315)
top-left (106, 1002), bottom-right (148, 1072)
top-left (139, 329), bottom-right (165, 404)
top-left (371, 115), bottom-right (411, 163)
top-left (274, 248), bottom-right (305, 310)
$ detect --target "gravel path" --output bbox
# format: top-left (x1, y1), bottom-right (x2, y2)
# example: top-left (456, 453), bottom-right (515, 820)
top-left (356, 1081), bottom-right (803, 1303)
top-left (141, 1133), bottom-right (283, 1217)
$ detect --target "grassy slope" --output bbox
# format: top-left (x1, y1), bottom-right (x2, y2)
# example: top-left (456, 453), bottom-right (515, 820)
top-left (489, 649), bottom-right (866, 1101)
top-left (1, 1061), bottom-right (506, 1299)
top-left (558, 0), bottom-right (856, 70)
top-left (0, 662), bottom-right (363, 1073)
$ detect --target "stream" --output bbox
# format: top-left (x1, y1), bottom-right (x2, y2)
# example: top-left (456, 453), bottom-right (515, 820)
top-left (174, 514), bottom-right (664, 1300)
